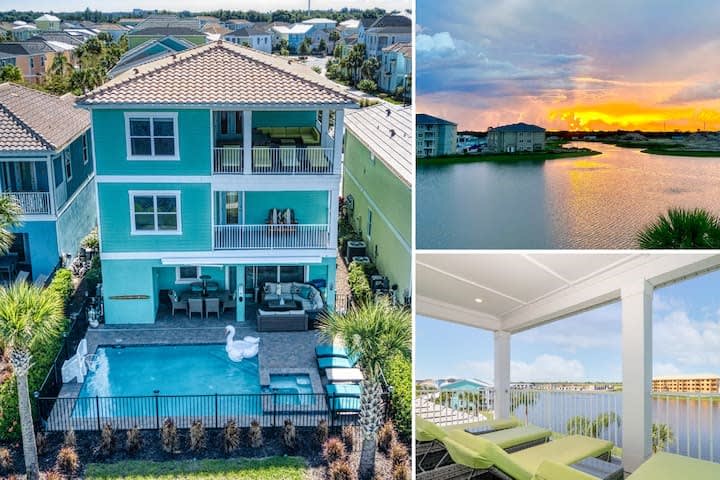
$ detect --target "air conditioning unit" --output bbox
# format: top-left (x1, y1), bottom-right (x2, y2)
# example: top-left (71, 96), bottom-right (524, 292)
top-left (346, 241), bottom-right (366, 263)
top-left (351, 256), bottom-right (371, 265)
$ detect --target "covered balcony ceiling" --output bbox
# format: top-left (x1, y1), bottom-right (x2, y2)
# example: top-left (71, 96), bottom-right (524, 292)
top-left (417, 252), bottom-right (720, 333)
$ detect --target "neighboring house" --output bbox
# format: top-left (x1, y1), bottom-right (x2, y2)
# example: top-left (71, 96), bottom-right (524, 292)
top-left (271, 23), bottom-right (313, 52)
top-left (0, 41), bottom-right (55, 84)
top-left (35, 14), bottom-right (61, 31)
top-left (78, 41), bottom-right (356, 325)
top-left (29, 32), bottom-right (83, 47)
top-left (202, 23), bottom-right (232, 40)
top-left (92, 23), bottom-right (130, 41)
top-left (343, 104), bottom-right (412, 304)
top-left (12, 23), bottom-right (38, 41)
top-left (487, 122), bottom-right (546, 152)
top-left (416, 113), bottom-right (457, 158)
top-left (440, 378), bottom-right (492, 391)
top-left (127, 26), bottom-right (206, 49)
top-left (223, 26), bottom-right (272, 53)
top-left (225, 19), bottom-right (253, 31)
top-left (364, 14), bottom-right (411, 58)
top-left (357, 17), bottom-right (375, 44)
top-left (195, 16), bottom-right (220, 27)
top-left (457, 133), bottom-right (486, 153)
top-left (337, 19), bottom-right (359, 38)
top-left (378, 42), bottom-right (411, 96)
top-left (0, 83), bottom-right (96, 280)
top-left (439, 378), bottom-right (492, 410)
top-left (301, 18), bottom-right (337, 31)
top-left (107, 36), bottom-right (195, 78)
top-left (0, 52), bottom-right (16, 67)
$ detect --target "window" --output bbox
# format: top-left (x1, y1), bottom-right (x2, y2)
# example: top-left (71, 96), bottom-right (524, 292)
top-left (82, 134), bottom-right (89, 165)
top-left (30, 57), bottom-right (34, 68)
top-left (176, 266), bottom-right (200, 283)
top-left (63, 151), bottom-right (72, 181)
top-left (125, 113), bottom-right (179, 160)
top-left (129, 191), bottom-right (181, 235)
top-left (367, 209), bottom-right (373, 238)
top-left (220, 111), bottom-right (229, 134)
top-left (279, 266), bottom-right (305, 283)
top-left (235, 111), bottom-right (243, 134)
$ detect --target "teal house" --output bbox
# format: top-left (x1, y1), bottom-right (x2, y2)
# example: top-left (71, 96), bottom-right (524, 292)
top-left (0, 83), bottom-right (96, 281)
top-left (378, 42), bottom-right (411, 97)
top-left (343, 104), bottom-right (412, 304)
top-left (79, 42), bottom-right (356, 325)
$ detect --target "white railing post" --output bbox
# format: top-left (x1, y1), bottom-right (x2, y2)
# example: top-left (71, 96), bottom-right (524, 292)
top-left (333, 109), bottom-right (344, 175)
top-left (243, 111), bottom-right (252, 174)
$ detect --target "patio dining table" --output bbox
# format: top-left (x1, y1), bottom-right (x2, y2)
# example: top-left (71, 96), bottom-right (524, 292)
top-left (180, 289), bottom-right (231, 303)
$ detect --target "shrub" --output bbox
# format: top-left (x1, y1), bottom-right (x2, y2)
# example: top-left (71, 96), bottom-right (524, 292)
top-left (328, 459), bottom-right (354, 480)
top-left (390, 442), bottom-right (409, 467)
top-left (85, 263), bottom-right (102, 293)
top-left (223, 419), bottom-right (240, 453)
top-left (126, 426), bottom-right (142, 453)
top-left (45, 471), bottom-right (63, 480)
top-left (315, 419), bottom-right (329, 446)
top-left (378, 421), bottom-right (397, 454)
top-left (357, 79), bottom-right (377, 93)
top-left (341, 425), bottom-right (355, 451)
top-left (249, 420), bottom-right (263, 448)
top-left (312, 66), bottom-right (321, 73)
top-left (348, 262), bottom-right (372, 303)
top-left (80, 228), bottom-right (99, 250)
top-left (56, 446), bottom-right (80, 476)
top-left (0, 447), bottom-right (13, 474)
top-left (385, 354), bottom-right (412, 438)
top-left (99, 422), bottom-right (115, 455)
top-left (189, 420), bottom-right (206, 451)
top-left (64, 428), bottom-right (76, 448)
top-left (392, 464), bottom-right (411, 480)
top-left (48, 268), bottom-right (74, 305)
top-left (160, 418), bottom-right (178, 453)
top-left (282, 419), bottom-right (296, 451)
top-left (36, 431), bottom-right (47, 454)
top-left (322, 437), bottom-right (346, 465)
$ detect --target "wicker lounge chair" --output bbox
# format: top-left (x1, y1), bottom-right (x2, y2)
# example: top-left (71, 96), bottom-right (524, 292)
top-left (188, 298), bottom-right (203, 320)
top-left (205, 297), bottom-right (220, 320)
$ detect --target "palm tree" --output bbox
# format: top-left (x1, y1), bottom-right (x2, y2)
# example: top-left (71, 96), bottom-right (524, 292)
top-left (652, 423), bottom-right (675, 453)
top-left (318, 299), bottom-right (411, 480)
top-left (50, 55), bottom-right (73, 77)
top-left (637, 208), bottom-right (720, 249)
top-left (0, 282), bottom-right (65, 480)
top-left (566, 412), bottom-right (620, 438)
top-left (0, 194), bottom-right (22, 254)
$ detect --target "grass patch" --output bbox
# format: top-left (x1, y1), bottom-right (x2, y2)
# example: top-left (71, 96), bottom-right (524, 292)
top-left (418, 149), bottom-right (600, 165)
top-left (84, 457), bottom-right (307, 480)
top-left (641, 148), bottom-right (720, 157)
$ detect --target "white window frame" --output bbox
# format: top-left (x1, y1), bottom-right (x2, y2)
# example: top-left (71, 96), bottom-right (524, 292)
top-left (124, 112), bottom-right (180, 161)
top-left (82, 133), bottom-right (89, 165)
top-left (129, 190), bottom-right (182, 235)
top-left (175, 266), bottom-right (201, 283)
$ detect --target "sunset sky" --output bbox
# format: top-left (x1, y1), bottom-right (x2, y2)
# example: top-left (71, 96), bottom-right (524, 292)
top-left (416, 0), bottom-right (720, 132)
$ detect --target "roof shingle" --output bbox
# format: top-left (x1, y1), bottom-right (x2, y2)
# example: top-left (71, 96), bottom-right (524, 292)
top-left (80, 41), bottom-right (356, 107)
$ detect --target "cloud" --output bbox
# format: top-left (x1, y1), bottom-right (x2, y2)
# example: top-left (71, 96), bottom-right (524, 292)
top-left (416, 32), bottom-right (457, 55)
top-left (666, 82), bottom-right (720, 103)
top-left (654, 362), bottom-right (682, 376)
top-left (458, 354), bottom-right (586, 383)
top-left (653, 309), bottom-right (720, 369)
top-left (533, 53), bottom-right (593, 66)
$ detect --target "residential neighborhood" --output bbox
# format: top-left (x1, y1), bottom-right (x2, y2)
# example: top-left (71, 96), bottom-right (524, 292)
top-left (0, 6), bottom-right (411, 480)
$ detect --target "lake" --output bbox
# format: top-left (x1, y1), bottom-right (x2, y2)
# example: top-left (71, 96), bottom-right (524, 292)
top-left (417, 143), bottom-right (720, 248)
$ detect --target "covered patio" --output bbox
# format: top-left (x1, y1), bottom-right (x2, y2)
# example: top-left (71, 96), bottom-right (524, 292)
top-left (416, 252), bottom-right (720, 473)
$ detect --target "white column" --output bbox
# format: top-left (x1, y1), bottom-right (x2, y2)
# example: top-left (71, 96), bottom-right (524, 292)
top-left (242, 111), bottom-right (252, 174)
top-left (327, 187), bottom-right (339, 248)
top-left (494, 330), bottom-right (511, 420)
top-left (621, 279), bottom-right (653, 472)
top-left (333, 109), bottom-right (344, 174)
top-left (321, 109), bottom-right (330, 148)
top-left (46, 155), bottom-right (56, 215)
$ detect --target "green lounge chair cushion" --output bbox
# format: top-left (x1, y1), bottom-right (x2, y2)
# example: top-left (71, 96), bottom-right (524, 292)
top-left (532, 460), bottom-right (597, 480)
top-left (629, 452), bottom-right (720, 480)
top-left (416, 416), bottom-right (448, 442)
top-left (510, 435), bottom-right (613, 475)
top-left (476, 425), bottom-right (551, 449)
top-left (318, 356), bottom-right (352, 369)
top-left (443, 430), bottom-right (532, 480)
top-left (446, 417), bottom-right (523, 433)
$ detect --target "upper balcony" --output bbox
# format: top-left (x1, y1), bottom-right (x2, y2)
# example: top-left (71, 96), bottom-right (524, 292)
top-left (211, 110), bottom-right (341, 176)
top-left (1, 160), bottom-right (52, 215)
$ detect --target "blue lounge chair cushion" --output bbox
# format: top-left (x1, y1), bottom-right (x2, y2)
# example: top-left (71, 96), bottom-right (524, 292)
top-left (318, 356), bottom-right (352, 369)
top-left (329, 396), bottom-right (360, 412)
top-left (315, 344), bottom-right (349, 358)
top-left (326, 383), bottom-right (361, 396)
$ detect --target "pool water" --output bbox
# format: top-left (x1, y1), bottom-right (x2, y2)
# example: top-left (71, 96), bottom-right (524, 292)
top-left (73, 344), bottom-right (262, 418)
top-left (266, 374), bottom-right (314, 406)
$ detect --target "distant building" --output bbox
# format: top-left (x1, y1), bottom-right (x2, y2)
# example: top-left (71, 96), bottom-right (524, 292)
top-left (224, 26), bottom-right (272, 53)
top-left (0, 41), bottom-right (55, 83)
top-left (378, 42), bottom-right (411, 97)
top-left (440, 379), bottom-right (492, 391)
top-left (127, 26), bottom-right (206, 49)
top-left (652, 374), bottom-right (720, 393)
top-left (91, 23), bottom-right (130, 42)
top-left (35, 14), bottom-right (61, 32)
top-left (487, 122), bottom-right (546, 153)
top-left (107, 36), bottom-right (195, 78)
top-left (364, 14), bottom-right (411, 58)
top-left (457, 133), bottom-right (486, 153)
top-left (416, 113), bottom-right (457, 158)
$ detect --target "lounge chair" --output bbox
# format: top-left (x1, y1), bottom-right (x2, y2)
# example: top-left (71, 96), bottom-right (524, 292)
top-left (33, 274), bottom-right (48, 287)
top-left (315, 344), bottom-right (349, 358)
top-left (14, 270), bottom-right (29, 284)
top-left (253, 147), bottom-right (272, 170)
top-left (280, 146), bottom-right (298, 170)
top-left (188, 298), bottom-right (203, 320)
top-left (326, 367), bottom-right (363, 383)
top-left (306, 148), bottom-right (330, 171)
top-left (318, 356), bottom-right (353, 369)
top-left (326, 383), bottom-right (361, 413)
top-left (205, 297), bottom-right (220, 320)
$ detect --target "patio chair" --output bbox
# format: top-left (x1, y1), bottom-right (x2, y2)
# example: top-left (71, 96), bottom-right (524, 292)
top-left (14, 270), bottom-right (29, 284)
top-left (168, 291), bottom-right (188, 318)
top-left (33, 274), bottom-right (48, 287)
top-left (205, 297), bottom-right (220, 320)
top-left (280, 146), bottom-right (298, 170)
top-left (188, 298), bottom-right (203, 320)
top-left (253, 147), bottom-right (272, 170)
top-left (222, 292), bottom-right (236, 314)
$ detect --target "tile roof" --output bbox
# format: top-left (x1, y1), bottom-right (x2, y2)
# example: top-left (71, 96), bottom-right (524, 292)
top-left (345, 103), bottom-right (413, 187)
top-left (29, 32), bottom-right (84, 46)
top-left (202, 23), bottom-right (232, 36)
top-left (369, 14), bottom-right (411, 28)
top-left (0, 41), bottom-right (54, 56)
top-left (128, 26), bottom-right (203, 36)
top-left (0, 83), bottom-right (89, 152)
top-left (491, 122), bottom-right (545, 133)
top-left (80, 41), bottom-right (357, 108)
top-left (382, 42), bottom-right (411, 56)
top-left (416, 113), bottom-right (457, 126)
top-left (227, 26), bottom-right (270, 37)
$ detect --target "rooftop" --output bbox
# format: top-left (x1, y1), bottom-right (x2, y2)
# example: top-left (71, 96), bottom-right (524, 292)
top-left (369, 14), bottom-right (411, 29)
top-left (382, 42), bottom-right (412, 56)
top-left (491, 122), bottom-right (546, 133)
top-left (345, 103), bottom-right (413, 187)
top-left (79, 41), bottom-right (355, 108)
top-left (0, 83), bottom-right (89, 152)
top-left (35, 14), bottom-right (60, 22)
top-left (653, 374), bottom-right (720, 381)
top-left (227, 26), bottom-right (270, 37)
top-left (416, 113), bottom-right (457, 126)
top-left (302, 18), bottom-right (337, 25)
top-left (273, 24), bottom-right (313, 34)
top-left (128, 26), bottom-right (203, 37)
top-left (0, 41), bottom-right (54, 56)
top-left (202, 23), bottom-right (232, 36)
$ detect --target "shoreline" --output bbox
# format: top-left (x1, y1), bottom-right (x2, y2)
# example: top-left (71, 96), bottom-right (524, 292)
top-left (417, 148), bottom-right (601, 165)
top-left (641, 148), bottom-right (720, 157)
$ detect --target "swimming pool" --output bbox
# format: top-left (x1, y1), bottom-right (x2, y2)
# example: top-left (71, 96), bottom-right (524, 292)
top-left (73, 344), bottom-right (262, 419)
top-left (266, 374), bottom-right (314, 406)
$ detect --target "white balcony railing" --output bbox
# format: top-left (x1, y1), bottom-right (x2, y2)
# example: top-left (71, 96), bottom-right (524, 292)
top-left (1, 191), bottom-right (52, 215)
top-left (214, 224), bottom-right (330, 249)
top-left (211, 146), bottom-right (334, 175)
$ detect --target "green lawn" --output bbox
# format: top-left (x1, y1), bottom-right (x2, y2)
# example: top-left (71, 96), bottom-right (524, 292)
top-left (641, 148), bottom-right (720, 157)
top-left (418, 148), bottom-right (600, 165)
top-left (84, 457), bottom-right (307, 480)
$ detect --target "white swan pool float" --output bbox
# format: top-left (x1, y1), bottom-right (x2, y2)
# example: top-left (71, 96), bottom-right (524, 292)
top-left (225, 325), bottom-right (259, 362)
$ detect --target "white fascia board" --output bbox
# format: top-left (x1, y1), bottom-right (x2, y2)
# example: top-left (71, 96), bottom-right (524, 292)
top-left (101, 248), bottom-right (336, 262)
top-left (81, 103), bottom-right (356, 111)
top-left (503, 253), bottom-right (720, 333)
top-left (211, 175), bottom-right (340, 191)
top-left (417, 295), bottom-right (502, 332)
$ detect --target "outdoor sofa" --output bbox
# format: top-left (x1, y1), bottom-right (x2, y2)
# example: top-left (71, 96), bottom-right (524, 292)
top-left (261, 281), bottom-right (324, 312)
top-left (256, 309), bottom-right (307, 332)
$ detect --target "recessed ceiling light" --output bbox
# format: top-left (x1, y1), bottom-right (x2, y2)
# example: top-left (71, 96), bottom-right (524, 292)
top-left (474, 298), bottom-right (483, 303)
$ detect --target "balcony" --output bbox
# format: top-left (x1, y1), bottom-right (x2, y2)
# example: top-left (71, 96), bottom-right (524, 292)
top-left (212, 146), bottom-right (334, 175)
top-left (214, 224), bottom-right (331, 250)
top-left (1, 191), bottom-right (51, 215)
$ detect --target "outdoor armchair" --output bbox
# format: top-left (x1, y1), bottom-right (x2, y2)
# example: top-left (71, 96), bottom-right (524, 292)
top-left (205, 297), bottom-right (220, 320)
top-left (188, 298), bottom-right (203, 320)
